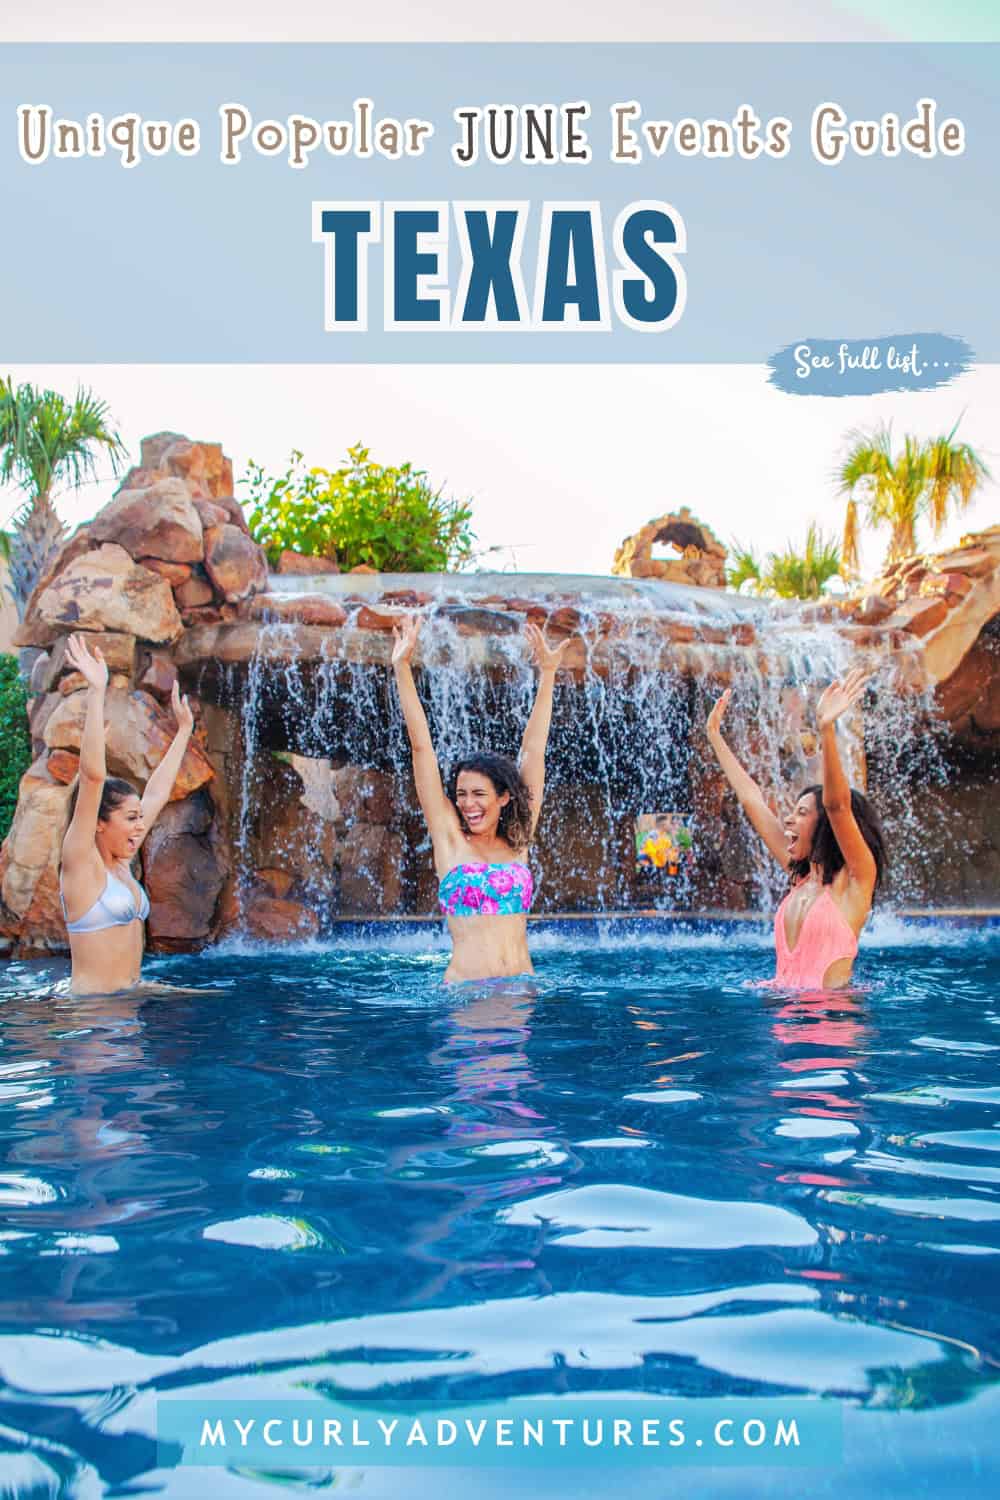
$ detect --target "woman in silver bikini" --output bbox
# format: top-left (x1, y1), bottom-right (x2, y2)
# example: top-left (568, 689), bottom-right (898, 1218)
top-left (59, 633), bottom-right (195, 995)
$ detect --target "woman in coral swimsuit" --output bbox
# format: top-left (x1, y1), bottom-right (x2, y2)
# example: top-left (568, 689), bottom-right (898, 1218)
top-left (391, 614), bottom-right (567, 983)
top-left (59, 633), bottom-right (195, 996)
top-left (707, 667), bottom-right (887, 990)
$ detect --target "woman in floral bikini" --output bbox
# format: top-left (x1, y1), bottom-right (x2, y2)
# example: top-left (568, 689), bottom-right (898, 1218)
top-left (391, 614), bottom-right (567, 983)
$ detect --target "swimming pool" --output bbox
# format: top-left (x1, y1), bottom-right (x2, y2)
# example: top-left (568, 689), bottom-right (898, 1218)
top-left (1, 921), bottom-right (999, 1497)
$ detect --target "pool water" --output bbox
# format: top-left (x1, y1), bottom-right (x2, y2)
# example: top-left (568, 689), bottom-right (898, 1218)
top-left (1, 922), bottom-right (999, 1497)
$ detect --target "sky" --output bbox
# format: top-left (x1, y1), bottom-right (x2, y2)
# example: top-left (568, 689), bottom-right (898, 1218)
top-left (2, 363), bottom-right (997, 583)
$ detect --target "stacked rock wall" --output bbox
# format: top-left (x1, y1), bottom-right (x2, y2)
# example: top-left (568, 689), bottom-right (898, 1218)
top-left (0, 434), bottom-right (269, 958)
top-left (839, 525), bottom-right (1000, 750)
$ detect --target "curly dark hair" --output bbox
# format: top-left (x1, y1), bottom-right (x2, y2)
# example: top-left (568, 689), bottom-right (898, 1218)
top-left (446, 752), bottom-right (534, 850)
top-left (788, 784), bottom-right (888, 894)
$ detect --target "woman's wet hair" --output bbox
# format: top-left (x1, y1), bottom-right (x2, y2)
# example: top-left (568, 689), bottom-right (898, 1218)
top-left (447, 752), bottom-right (534, 849)
top-left (789, 784), bottom-right (888, 893)
top-left (66, 776), bottom-right (140, 828)
top-left (60, 776), bottom-right (140, 873)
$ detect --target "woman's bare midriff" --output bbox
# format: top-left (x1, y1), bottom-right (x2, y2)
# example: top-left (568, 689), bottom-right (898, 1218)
top-left (444, 913), bottom-right (533, 983)
top-left (68, 923), bottom-right (145, 996)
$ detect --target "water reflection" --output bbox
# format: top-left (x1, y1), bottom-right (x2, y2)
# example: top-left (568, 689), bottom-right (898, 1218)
top-left (0, 989), bottom-right (200, 1333)
top-left (756, 983), bottom-right (1000, 1404)
top-left (0, 937), bottom-right (998, 1463)
top-left (0, 996), bottom-right (152, 1326)
top-left (389, 984), bottom-right (568, 1304)
top-left (768, 986), bottom-right (869, 1137)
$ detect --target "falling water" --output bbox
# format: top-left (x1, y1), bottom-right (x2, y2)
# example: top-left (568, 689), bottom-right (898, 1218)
top-left (223, 576), bottom-right (951, 925)
top-left (689, 605), bottom-right (951, 910)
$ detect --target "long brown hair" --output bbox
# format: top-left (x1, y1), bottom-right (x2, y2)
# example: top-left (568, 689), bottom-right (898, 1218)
top-left (789, 784), bottom-right (888, 893)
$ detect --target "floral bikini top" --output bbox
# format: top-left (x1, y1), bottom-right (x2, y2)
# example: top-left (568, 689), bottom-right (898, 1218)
top-left (438, 861), bottom-right (534, 916)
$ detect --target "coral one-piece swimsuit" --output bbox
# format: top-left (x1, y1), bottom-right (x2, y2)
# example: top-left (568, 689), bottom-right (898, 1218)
top-left (772, 884), bottom-right (858, 989)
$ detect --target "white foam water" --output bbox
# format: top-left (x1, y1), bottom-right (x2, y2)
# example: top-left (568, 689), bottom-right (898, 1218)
top-left (227, 578), bottom-right (952, 928)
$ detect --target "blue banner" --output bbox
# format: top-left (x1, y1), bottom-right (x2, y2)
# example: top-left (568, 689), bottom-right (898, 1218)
top-left (1, 43), bottom-right (996, 362)
top-left (767, 332), bottom-right (975, 394)
top-left (157, 1396), bottom-right (843, 1468)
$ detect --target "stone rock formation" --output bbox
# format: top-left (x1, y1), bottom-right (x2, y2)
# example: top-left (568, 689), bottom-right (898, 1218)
top-left (203, 523), bottom-right (269, 603)
top-left (612, 507), bottom-right (728, 587)
top-left (243, 894), bottom-right (320, 943)
top-left (2, 434), bottom-right (267, 958)
top-left (333, 767), bottom-right (404, 915)
top-left (840, 525), bottom-right (1000, 749)
top-left (278, 549), bottom-right (339, 575)
top-left (245, 594), bottom-right (348, 628)
top-left (40, 630), bottom-right (138, 689)
top-left (3, 427), bottom-right (999, 952)
top-left (0, 763), bottom-right (74, 954)
top-left (15, 544), bottom-right (184, 647)
top-left (89, 478), bottom-right (204, 562)
top-left (143, 791), bottom-right (228, 950)
top-left (42, 687), bottom-right (214, 796)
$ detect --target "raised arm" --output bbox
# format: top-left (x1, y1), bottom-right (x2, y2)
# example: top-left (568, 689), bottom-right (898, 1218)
top-left (61, 635), bottom-right (109, 869)
top-left (140, 680), bottom-right (195, 831)
top-left (816, 669), bottom-right (877, 891)
top-left (706, 688), bottom-right (790, 870)
top-left (519, 624), bottom-right (569, 837)
top-left (391, 615), bottom-right (460, 848)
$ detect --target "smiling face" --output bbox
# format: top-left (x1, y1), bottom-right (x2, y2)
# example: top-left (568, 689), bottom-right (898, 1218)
top-left (784, 789), bottom-right (820, 865)
top-left (455, 770), bottom-right (509, 839)
top-left (97, 794), bottom-right (146, 862)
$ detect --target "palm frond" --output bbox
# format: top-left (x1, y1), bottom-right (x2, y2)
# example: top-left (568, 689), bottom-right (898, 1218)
top-left (0, 377), bottom-right (129, 614)
top-left (726, 539), bottom-right (764, 593)
top-left (765, 524), bottom-right (842, 600)
top-left (924, 434), bottom-right (990, 534)
top-left (0, 378), bottom-right (127, 499)
top-left (835, 419), bottom-right (990, 573)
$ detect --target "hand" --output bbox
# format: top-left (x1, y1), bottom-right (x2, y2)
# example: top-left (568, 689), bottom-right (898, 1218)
top-left (706, 687), bottom-right (732, 738)
top-left (171, 678), bottom-right (194, 735)
top-left (391, 613), bottom-right (421, 667)
top-left (64, 632), bottom-right (108, 691)
top-left (525, 622), bottom-right (570, 672)
top-left (816, 667), bottom-right (872, 731)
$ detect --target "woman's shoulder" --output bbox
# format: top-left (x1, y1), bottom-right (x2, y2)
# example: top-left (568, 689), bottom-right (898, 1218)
top-left (489, 835), bottom-right (530, 865)
top-left (59, 838), bottom-right (103, 877)
top-left (433, 831), bottom-right (474, 872)
top-left (834, 861), bottom-right (874, 897)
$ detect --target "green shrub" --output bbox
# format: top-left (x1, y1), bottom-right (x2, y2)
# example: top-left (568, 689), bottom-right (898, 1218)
top-left (0, 655), bottom-right (31, 841)
top-left (242, 444), bottom-right (476, 573)
top-left (727, 524), bottom-right (842, 600)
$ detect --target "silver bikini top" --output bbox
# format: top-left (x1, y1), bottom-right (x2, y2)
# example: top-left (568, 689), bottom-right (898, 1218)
top-left (60, 867), bottom-right (150, 934)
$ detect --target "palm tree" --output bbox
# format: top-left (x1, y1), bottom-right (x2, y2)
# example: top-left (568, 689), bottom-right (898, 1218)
top-left (0, 378), bottom-right (128, 614)
top-left (838, 422), bottom-right (990, 578)
top-left (727, 525), bottom-right (842, 600)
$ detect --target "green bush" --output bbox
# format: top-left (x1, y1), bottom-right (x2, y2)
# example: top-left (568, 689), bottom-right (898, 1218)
top-left (727, 524), bottom-right (842, 600)
top-left (242, 444), bottom-right (476, 573)
top-left (0, 655), bottom-right (31, 842)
